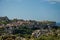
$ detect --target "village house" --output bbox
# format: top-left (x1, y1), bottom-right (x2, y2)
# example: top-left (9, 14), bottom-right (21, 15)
top-left (32, 29), bottom-right (51, 38)
top-left (4, 23), bottom-right (20, 34)
top-left (32, 30), bottom-right (41, 38)
top-left (31, 24), bottom-right (52, 38)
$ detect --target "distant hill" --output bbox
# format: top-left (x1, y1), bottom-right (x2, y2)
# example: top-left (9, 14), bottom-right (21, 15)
top-left (0, 16), bottom-right (10, 21)
top-left (0, 16), bottom-right (57, 28)
top-left (0, 16), bottom-right (10, 25)
top-left (56, 23), bottom-right (60, 26)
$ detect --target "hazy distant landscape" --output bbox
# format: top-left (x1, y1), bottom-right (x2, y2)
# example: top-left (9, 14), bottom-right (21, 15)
top-left (0, 0), bottom-right (60, 40)
top-left (56, 23), bottom-right (60, 26)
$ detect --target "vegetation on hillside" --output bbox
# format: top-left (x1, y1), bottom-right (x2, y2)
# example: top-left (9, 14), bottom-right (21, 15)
top-left (0, 16), bottom-right (60, 40)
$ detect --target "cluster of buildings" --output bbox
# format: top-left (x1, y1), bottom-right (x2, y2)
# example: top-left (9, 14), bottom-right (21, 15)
top-left (0, 16), bottom-right (57, 36)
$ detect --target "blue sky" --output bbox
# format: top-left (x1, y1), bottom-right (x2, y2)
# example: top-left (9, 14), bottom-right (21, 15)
top-left (0, 0), bottom-right (60, 22)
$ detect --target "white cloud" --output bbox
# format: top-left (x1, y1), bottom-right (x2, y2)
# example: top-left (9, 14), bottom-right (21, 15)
top-left (44, 0), bottom-right (60, 2)
top-left (41, 0), bottom-right (60, 4)
top-left (47, 0), bottom-right (60, 2)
